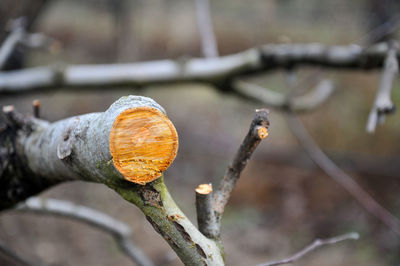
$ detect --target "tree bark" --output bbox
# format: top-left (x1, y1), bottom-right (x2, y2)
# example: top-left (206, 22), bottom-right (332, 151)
top-left (0, 96), bottom-right (178, 206)
top-left (0, 42), bottom-right (394, 94)
top-left (0, 95), bottom-right (225, 265)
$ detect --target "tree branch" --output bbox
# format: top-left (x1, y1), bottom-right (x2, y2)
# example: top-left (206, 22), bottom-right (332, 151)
top-left (195, 0), bottom-right (219, 58)
top-left (366, 41), bottom-right (399, 133)
top-left (0, 17), bottom-right (58, 71)
top-left (213, 109), bottom-right (269, 238)
top-left (0, 95), bottom-right (224, 265)
top-left (232, 79), bottom-right (334, 112)
top-left (226, 73), bottom-right (400, 236)
top-left (256, 232), bottom-right (359, 266)
top-left (0, 240), bottom-right (39, 266)
top-left (15, 197), bottom-right (153, 266)
top-left (195, 184), bottom-right (218, 239)
top-left (32, 99), bottom-right (40, 118)
top-left (0, 42), bottom-right (395, 94)
top-left (0, 18), bottom-right (26, 70)
top-left (285, 114), bottom-right (400, 236)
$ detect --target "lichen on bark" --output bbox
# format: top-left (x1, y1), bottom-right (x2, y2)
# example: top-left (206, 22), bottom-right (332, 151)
top-left (109, 177), bottom-right (224, 265)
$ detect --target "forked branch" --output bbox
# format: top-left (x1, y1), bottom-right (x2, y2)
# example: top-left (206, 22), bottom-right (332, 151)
top-left (0, 96), bottom-right (224, 265)
top-left (210, 109), bottom-right (269, 238)
top-left (0, 42), bottom-right (396, 93)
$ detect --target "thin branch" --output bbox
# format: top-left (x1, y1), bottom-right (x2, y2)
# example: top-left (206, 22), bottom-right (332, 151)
top-left (213, 109), bottom-right (269, 236)
top-left (195, 0), bottom-right (219, 58)
top-left (0, 240), bottom-right (39, 266)
top-left (232, 79), bottom-right (334, 112)
top-left (366, 41), bottom-right (399, 133)
top-left (15, 197), bottom-right (154, 266)
top-left (0, 18), bottom-right (60, 71)
top-left (286, 114), bottom-right (400, 236)
top-left (0, 42), bottom-right (396, 94)
top-left (32, 100), bottom-right (40, 118)
top-left (257, 232), bottom-right (359, 266)
top-left (0, 18), bottom-right (26, 70)
top-left (195, 184), bottom-right (218, 239)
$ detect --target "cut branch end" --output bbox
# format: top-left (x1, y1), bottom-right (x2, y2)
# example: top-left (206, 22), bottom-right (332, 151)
top-left (109, 107), bottom-right (178, 185)
top-left (255, 126), bottom-right (269, 139)
top-left (32, 99), bottom-right (40, 118)
top-left (195, 183), bottom-right (213, 194)
top-left (2, 105), bottom-right (15, 114)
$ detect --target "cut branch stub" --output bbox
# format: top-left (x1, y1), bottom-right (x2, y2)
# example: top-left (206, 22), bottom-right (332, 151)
top-left (1, 95), bottom-right (179, 207)
top-left (110, 107), bottom-right (178, 184)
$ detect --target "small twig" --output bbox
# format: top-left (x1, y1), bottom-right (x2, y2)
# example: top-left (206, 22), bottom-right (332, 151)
top-left (286, 114), bottom-right (400, 236)
top-left (213, 109), bottom-right (269, 236)
top-left (32, 100), bottom-right (40, 118)
top-left (195, 184), bottom-right (218, 239)
top-left (366, 41), bottom-right (399, 133)
top-left (257, 232), bottom-right (359, 266)
top-left (0, 240), bottom-right (39, 266)
top-left (232, 79), bottom-right (334, 112)
top-left (195, 0), bottom-right (218, 57)
top-left (15, 197), bottom-right (154, 266)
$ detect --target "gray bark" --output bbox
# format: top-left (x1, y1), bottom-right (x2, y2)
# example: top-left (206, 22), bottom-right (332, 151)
top-left (0, 96), bottom-right (164, 207)
top-left (0, 42), bottom-right (394, 94)
top-left (20, 96), bottom-right (164, 184)
top-left (0, 95), bottom-right (225, 265)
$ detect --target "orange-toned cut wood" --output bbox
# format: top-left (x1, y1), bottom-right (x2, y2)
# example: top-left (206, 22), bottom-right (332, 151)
top-left (195, 184), bottom-right (213, 194)
top-left (257, 126), bottom-right (268, 139)
top-left (109, 107), bottom-right (178, 185)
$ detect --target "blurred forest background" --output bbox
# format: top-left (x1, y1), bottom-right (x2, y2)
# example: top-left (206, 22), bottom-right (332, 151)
top-left (1, 0), bottom-right (400, 265)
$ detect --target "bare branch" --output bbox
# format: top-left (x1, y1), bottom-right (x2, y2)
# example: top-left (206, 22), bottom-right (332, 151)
top-left (232, 79), bottom-right (334, 112)
top-left (0, 240), bottom-right (39, 266)
top-left (0, 42), bottom-right (395, 94)
top-left (0, 96), bottom-right (225, 265)
top-left (0, 18), bottom-right (26, 70)
top-left (366, 41), bottom-right (399, 133)
top-left (0, 18), bottom-right (60, 71)
top-left (15, 197), bottom-right (154, 266)
top-left (195, 184), bottom-right (218, 239)
top-left (257, 232), bottom-right (359, 266)
top-left (195, 0), bottom-right (219, 58)
top-left (286, 114), bottom-right (400, 236)
top-left (213, 109), bottom-right (269, 237)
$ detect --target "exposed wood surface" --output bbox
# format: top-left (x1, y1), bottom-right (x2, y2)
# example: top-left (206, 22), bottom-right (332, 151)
top-left (110, 107), bottom-right (178, 184)
top-left (0, 96), bottom-right (225, 265)
top-left (0, 96), bottom-right (177, 208)
top-left (195, 183), bottom-right (218, 239)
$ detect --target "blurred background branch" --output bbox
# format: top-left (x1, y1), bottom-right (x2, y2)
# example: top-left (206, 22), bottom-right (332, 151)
top-left (257, 232), bottom-right (359, 266)
top-left (0, 42), bottom-right (396, 94)
top-left (1, 0), bottom-right (400, 265)
top-left (14, 197), bottom-right (154, 266)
